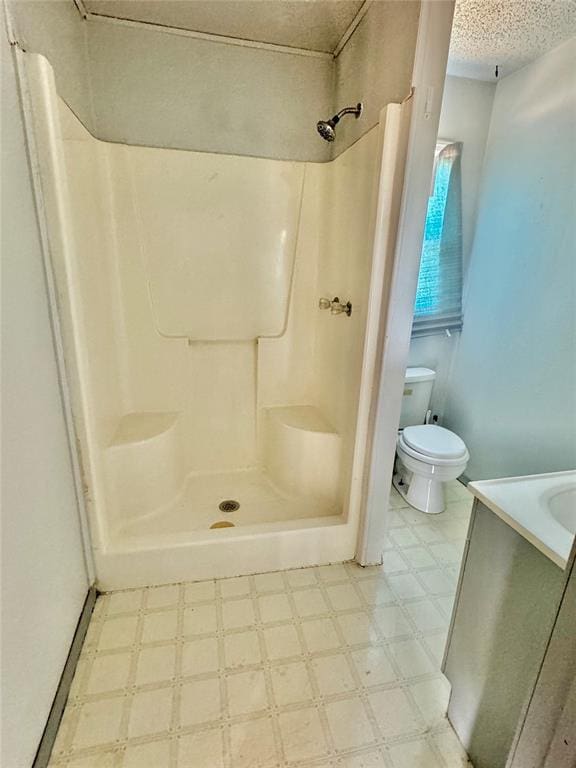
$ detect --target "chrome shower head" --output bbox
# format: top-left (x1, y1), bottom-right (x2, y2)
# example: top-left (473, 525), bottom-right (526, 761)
top-left (316, 102), bottom-right (363, 142)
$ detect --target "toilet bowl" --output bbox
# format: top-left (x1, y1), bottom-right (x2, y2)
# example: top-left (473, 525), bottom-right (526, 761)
top-left (393, 424), bottom-right (469, 514)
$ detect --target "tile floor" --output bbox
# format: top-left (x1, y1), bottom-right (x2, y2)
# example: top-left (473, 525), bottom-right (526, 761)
top-left (49, 482), bottom-right (474, 768)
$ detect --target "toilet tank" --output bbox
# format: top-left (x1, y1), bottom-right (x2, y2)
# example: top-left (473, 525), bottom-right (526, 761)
top-left (399, 367), bottom-right (436, 428)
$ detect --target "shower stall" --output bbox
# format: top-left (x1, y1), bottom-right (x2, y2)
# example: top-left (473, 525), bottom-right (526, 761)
top-left (23, 49), bottom-right (412, 590)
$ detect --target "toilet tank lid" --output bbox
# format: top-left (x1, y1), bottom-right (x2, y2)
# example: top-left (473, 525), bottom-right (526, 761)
top-left (405, 367), bottom-right (436, 383)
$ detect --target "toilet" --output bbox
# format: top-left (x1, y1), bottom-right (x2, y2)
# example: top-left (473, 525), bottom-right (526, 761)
top-left (393, 367), bottom-right (469, 514)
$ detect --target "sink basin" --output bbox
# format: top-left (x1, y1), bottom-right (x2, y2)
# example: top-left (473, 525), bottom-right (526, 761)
top-left (469, 470), bottom-right (576, 569)
top-left (547, 485), bottom-right (576, 535)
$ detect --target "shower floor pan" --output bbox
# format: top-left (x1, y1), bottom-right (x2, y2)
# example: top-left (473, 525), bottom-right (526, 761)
top-left (97, 468), bottom-right (348, 590)
top-left (116, 468), bottom-right (339, 544)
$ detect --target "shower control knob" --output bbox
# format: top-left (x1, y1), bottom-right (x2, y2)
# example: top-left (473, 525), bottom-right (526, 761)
top-left (319, 297), bottom-right (352, 316)
top-left (330, 297), bottom-right (352, 317)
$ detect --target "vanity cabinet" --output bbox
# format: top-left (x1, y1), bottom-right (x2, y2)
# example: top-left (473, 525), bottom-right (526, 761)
top-left (443, 499), bottom-right (566, 768)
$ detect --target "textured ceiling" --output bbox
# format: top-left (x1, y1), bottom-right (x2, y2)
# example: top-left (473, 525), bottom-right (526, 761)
top-left (83, 0), bottom-right (364, 53)
top-left (449, 0), bottom-right (576, 80)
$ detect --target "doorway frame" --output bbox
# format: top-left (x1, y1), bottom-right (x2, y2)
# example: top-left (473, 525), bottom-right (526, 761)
top-left (356, 0), bottom-right (455, 565)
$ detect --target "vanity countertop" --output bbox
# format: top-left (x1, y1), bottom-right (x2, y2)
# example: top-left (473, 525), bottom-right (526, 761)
top-left (468, 470), bottom-right (576, 569)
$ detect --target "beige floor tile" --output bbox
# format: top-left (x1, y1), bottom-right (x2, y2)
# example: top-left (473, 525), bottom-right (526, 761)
top-left (141, 611), bottom-right (178, 644)
top-left (106, 589), bottom-right (143, 615)
top-left (429, 541), bottom-right (462, 565)
top-left (66, 752), bottom-right (117, 767)
top-left (419, 568), bottom-right (455, 596)
top-left (224, 629), bottom-right (261, 668)
top-left (422, 632), bottom-right (448, 665)
top-left (315, 563), bottom-right (350, 582)
top-left (409, 676), bottom-right (451, 727)
top-left (293, 587), bottom-right (329, 617)
top-left (184, 580), bottom-right (216, 603)
top-left (381, 549), bottom-right (409, 574)
top-left (301, 618), bottom-right (341, 653)
top-left (72, 697), bottom-right (124, 748)
top-left (222, 598), bottom-right (256, 629)
top-left (180, 677), bottom-right (221, 726)
top-left (433, 728), bottom-right (472, 766)
top-left (414, 523), bottom-right (448, 545)
top-left (325, 697), bottom-right (375, 751)
top-left (57, 522), bottom-right (473, 768)
top-left (386, 573), bottom-right (426, 600)
top-left (135, 644), bottom-right (177, 685)
top-left (128, 687), bottom-right (173, 738)
top-left (86, 652), bottom-right (131, 694)
top-left (388, 738), bottom-right (443, 767)
top-left (278, 707), bottom-right (329, 762)
top-left (351, 646), bottom-right (397, 687)
top-left (146, 584), bottom-right (179, 609)
top-left (229, 716), bottom-right (278, 768)
top-left (325, 583), bottom-right (362, 610)
top-left (389, 528), bottom-right (420, 548)
top-left (178, 728), bottom-right (224, 768)
top-left (254, 571), bottom-right (285, 593)
top-left (220, 575), bottom-right (251, 598)
top-left (182, 636), bottom-right (219, 676)
top-left (270, 661), bottom-right (313, 706)
top-left (226, 669), bottom-right (268, 716)
top-left (258, 593), bottom-right (292, 623)
top-left (98, 616), bottom-right (138, 650)
top-left (401, 546), bottom-right (437, 569)
top-left (368, 687), bottom-right (421, 738)
top-left (437, 595), bottom-right (457, 618)
top-left (398, 506), bottom-right (429, 526)
top-left (372, 605), bottom-right (413, 639)
top-left (339, 750), bottom-right (386, 767)
top-left (311, 653), bottom-right (356, 696)
top-left (337, 611), bottom-right (380, 646)
top-left (183, 604), bottom-right (217, 635)
top-left (286, 568), bottom-right (318, 588)
top-left (388, 638), bottom-right (436, 679)
top-left (389, 488), bottom-right (409, 509)
top-left (357, 578), bottom-right (396, 606)
top-left (122, 738), bottom-right (171, 767)
top-left (404, 599), bottom-right (448, 633)
top-left (262, 624), bottom-right (301, 660)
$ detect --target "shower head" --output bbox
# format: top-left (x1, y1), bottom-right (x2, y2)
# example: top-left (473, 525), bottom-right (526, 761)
top-left (316, 102), bottom-right (363, 142)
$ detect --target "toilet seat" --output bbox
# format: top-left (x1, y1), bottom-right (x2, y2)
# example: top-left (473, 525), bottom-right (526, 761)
top-left (398, 425), bottom-right (469, 467)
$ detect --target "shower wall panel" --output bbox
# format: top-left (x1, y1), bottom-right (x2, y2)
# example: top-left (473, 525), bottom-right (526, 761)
top-left (122, 147), bottom-right (304, 340)
top-left (314, 128), bottom-right (381, 506)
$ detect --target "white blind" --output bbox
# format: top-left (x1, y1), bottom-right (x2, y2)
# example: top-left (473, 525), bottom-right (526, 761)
top-left (412, 142), bottom-right (463, 337)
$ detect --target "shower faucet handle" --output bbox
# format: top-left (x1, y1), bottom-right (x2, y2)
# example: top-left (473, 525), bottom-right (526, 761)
top-left (318, 297), bottom-right (352, 317)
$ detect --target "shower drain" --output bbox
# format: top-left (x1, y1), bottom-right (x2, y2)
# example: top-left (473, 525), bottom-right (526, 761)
top-left (218, 499), bottom-right (240, 513)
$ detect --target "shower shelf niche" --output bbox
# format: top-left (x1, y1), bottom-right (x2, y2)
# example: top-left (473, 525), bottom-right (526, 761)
top-left (105, 412), bottom-right (186, 522)
top-left (264, 406), bottom-right (341, 504)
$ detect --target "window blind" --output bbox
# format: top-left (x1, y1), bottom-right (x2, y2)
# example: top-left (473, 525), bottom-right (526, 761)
top-left (412, 142), bottom-right (463, 337)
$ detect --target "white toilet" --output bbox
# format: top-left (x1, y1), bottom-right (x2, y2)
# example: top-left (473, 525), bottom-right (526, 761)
top-left (393, 367), bottom-right (469, 514)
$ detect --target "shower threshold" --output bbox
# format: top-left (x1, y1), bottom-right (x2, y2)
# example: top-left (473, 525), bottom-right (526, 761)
top-left (116, 468), bottom-right (340, 545)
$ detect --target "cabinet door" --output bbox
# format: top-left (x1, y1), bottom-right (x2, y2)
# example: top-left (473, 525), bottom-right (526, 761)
top-left (443, 501), bottom-right (564, 768)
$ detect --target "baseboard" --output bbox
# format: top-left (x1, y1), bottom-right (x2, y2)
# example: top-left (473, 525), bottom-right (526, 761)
top-left (33, 585), bottom-right (98, 768)
top-left (458, 473), bottom-right (472, 487)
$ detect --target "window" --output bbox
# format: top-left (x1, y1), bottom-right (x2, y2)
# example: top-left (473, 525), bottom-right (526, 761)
top-left (412, 141), bottom-right (463, 337)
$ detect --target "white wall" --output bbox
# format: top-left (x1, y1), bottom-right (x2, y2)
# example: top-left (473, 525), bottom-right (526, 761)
top-left (443, 38), bottom-right (576, 480)
top-left (408, 75), bottom-right (495, 418)
top-left (0, 22), bottom-right (89, 768)
top-left (86, 17), bottom-right (333, 162)
top-left (334, 0), bottom-right (420, 156)
top-left (8, 0), bottom-right (423, 163)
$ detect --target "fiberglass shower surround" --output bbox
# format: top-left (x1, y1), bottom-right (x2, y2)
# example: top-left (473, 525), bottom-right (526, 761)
top-left (25, 52), bottom-right (411, 589)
